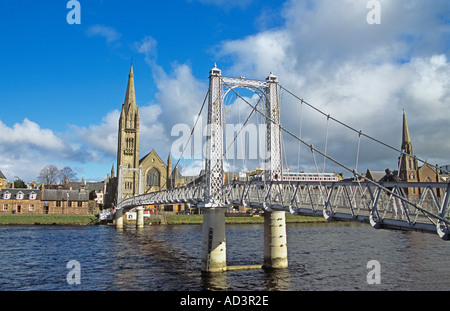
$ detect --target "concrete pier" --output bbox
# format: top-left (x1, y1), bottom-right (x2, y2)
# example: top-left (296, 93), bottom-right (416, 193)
top-left (115, 209), bottom-right (124, 229)
top-left (136, 207), bottom-right (144, 229)
top-left (201, 208), bottom-right (227, 273)
top-left (263, 211), bottom-right (288, 269)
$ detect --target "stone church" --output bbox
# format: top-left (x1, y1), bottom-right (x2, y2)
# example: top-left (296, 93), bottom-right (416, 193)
top-left (398, 110), bottom-right (443, 196)
top-left (104, 63), bottom-right (185, 210)
top-left (364, 110), bottom-right (444, 197)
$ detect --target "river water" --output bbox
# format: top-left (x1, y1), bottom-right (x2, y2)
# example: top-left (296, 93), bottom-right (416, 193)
top-left (0, 222), bottom-right (449, 291)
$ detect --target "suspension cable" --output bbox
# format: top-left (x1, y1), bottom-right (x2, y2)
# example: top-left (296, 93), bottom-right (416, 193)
top-left (144, 89), bottom-right (209, 194)
top-left (221, 82), bottom-right (264, 160)
top-left (279, 84), bottom-right (432, 168)
top-left (355, 130), bottom-right (362, 177)
top-left (222, 81), bottom-right (450, 224)
top-left (297, 99), bottom-right (304, 172)
top-left (323, 114), bottom-right (330, 173)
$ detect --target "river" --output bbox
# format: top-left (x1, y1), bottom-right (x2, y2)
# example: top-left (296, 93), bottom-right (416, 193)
top-left (0, 222), bottom-right (449, 291)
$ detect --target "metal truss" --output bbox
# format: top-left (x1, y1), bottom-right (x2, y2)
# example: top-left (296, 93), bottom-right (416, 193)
top-left (220, 72), bottom-right (282, 183)
top-left (202, 66), bottom-right (283, 207)
top-left (203, 65), bottom-right (224, 206)
top-left (117, 180), bottom-right (450, 240)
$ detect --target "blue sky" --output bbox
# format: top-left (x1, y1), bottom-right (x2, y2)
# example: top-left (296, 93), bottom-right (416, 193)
top-left (1, 0), bottom-right (450, 183)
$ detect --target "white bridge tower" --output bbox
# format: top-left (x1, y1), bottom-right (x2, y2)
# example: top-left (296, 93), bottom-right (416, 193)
top-left (201, 64), bottom-right (287, 272)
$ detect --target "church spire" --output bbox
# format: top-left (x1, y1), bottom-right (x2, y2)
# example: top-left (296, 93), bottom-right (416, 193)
top-left (123, 61), bottom-right (136, 113)
top-left (398, 109), bottom-right (418, 188)
top-left (117, 62), bottom-right (140, 200)
top-left (401, 109), bottom-right (413, 155)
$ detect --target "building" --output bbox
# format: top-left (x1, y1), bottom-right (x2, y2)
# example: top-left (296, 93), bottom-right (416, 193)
top-left (40, 187), bottom-right (90, 215)
top-left (398, 109), bottom-right (419, 194)
top-left (69, 179), bottom-right (105, 207)
top-left (0, 188), bottom-right (42, 214)
top-left (103, 63), bottom-right (186, 212)
top-left (0, 171), bottom-right (6, 190)
top-left (398, 110), bottom-right (444, 196)
top-left (117, 62), bottom-right (141, 200)
top-left (0, 186), bottom-right (92, 215)
top-left (363, 110), bottom-right (445, 195)
top-left (364, 169), bottom-right (386, 182)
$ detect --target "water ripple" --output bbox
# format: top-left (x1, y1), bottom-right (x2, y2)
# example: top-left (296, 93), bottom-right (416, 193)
top-left (0, 223), bottom-right (449, 290)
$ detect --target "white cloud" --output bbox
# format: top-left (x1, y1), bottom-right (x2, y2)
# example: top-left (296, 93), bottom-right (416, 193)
top-left (134, 36), bottom-right (157, 60)
top-left (139, 104), bottom-right (169, 156)
top-left (70, 110), bottom-right (120, 158)
top-left (0, 119), bottom-right (68, 182)
top-left (86, 25), bottom-right (121, 43)
top-left (0, 118), bottom-right (65, 151)
top-left (215, 0), bottom-right (450, 174)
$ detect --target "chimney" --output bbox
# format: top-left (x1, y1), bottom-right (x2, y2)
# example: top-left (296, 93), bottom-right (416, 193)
top-left (40, 184), bottom-right (45, 200)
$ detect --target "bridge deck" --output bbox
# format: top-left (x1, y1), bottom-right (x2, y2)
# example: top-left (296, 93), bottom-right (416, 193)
top-left (116, 180), bottom-right (450, 240)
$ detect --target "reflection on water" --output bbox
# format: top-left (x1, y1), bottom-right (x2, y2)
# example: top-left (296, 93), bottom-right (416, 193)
top-left (0, 222), bottom-right (449, 291)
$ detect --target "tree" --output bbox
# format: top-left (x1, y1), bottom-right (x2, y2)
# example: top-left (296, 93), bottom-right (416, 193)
top-left (37, 165), bottom-right (59, 185)
top-left (58, 166), bottom-right (78, 186)
top-left (13, 178), bottom-right (26, 189)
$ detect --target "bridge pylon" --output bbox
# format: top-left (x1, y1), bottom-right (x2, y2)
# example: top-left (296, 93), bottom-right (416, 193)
top-left (200, 64), bottom-right (287, 272)
top-left (200, 64), bottom-right (227, 272)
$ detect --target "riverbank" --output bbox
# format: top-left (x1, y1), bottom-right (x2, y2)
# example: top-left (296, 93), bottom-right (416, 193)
top-left (0, 213), bottom-right (327, 226)
top-left (153, 213), bottom-right (328, 225)
top-left (0, 215), bottom-right (99, 225)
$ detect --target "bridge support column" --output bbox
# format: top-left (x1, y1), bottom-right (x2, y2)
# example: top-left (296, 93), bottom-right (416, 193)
top-left (264, 211), bottom-right (288, 269)
top-left (201, 208), bottom-right (227, 273)
top-left (136, 207), bottom-right (144, 229)
top-left (115, 209), bottom-right (124, 229)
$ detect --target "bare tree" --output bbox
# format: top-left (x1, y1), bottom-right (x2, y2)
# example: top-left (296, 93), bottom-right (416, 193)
top-left (37, 165), bottom-right (59, 185)
top-left (58, 166), bottom-right (78, 186)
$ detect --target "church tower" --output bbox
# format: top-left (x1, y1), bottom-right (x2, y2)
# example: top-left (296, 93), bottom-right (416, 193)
top-left (398, 110), bottom-right (418, 193)
top-left (117, 62), bottom-right (140, 200)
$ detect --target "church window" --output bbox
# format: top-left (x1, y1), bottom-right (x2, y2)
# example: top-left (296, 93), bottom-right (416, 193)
top-left (147, 168), bottom-right (160, 187)
top-left (126, 138), bottom-right (134, 149)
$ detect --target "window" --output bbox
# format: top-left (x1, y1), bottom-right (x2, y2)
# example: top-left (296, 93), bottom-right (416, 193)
top-left (126, 137), bottom-right (134, 149)
top-left (16, 191), bottom-right (24, 200)
top-left (29, 192), bottom-right (36, 200)
top-left (2, 204), bottom-right (8, 211)
top-left (78, 201), bottom-right (82, 207)
top-left (147, 168), bottom-right (160, 187)
top-left (56, 201), bottom-right (62, 207)
top-left (3, 191), bottom-right (10, 200)
top-left (29, 204), bottom-right (34, 212)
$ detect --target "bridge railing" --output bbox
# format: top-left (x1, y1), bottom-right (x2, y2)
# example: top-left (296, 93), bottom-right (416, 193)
top-left (116, 184), bottom-right (205, 210)
top-left (116, 180), bottom-right (450, 239)
top-left (223, 180), bottom-right (450, 239)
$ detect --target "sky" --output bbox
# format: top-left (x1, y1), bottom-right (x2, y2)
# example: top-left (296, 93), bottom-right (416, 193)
top-left (0, 0), bottom-right (449, 183)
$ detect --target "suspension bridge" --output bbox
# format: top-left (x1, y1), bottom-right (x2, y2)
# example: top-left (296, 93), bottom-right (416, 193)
top-left (112, 64), bottom-right (450, 273)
